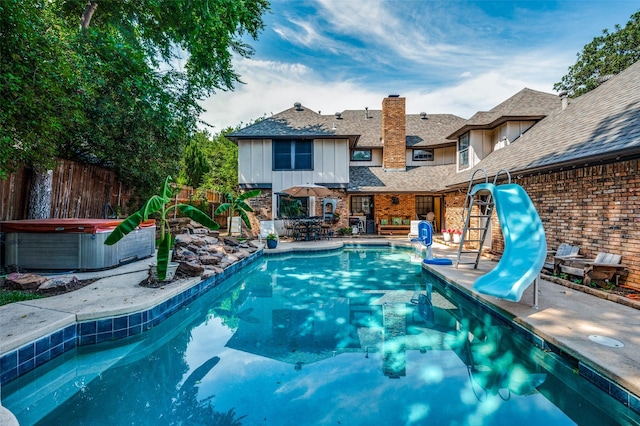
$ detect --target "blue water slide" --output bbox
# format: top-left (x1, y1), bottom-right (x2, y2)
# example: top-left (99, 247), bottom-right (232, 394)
top-left (471, 183), bottom-right (547, 302)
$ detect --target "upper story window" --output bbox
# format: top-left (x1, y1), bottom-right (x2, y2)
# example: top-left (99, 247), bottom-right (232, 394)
top-left (351, 149), bottom-right (372, 161)
top-left (273, 139), bottom-right (313, 170)
top-left (412, 149), bottom-right (433, 161)
top-left (458, 133), bottom-right (470, 168)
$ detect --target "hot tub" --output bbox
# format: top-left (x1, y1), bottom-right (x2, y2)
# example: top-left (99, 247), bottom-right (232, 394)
top-left (1, 219), bottom-right (156, 271)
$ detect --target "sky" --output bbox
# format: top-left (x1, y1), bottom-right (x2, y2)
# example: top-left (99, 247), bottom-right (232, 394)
top-left (198, 0), bottom-right (640, 132)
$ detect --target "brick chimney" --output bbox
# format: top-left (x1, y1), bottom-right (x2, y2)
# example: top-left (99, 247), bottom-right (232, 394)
top-left (382, 95), bottom-right (406, 171)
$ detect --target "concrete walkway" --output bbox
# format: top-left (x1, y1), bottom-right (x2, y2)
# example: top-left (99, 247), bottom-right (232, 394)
top-left (1, 236), bottom-right (639, 415)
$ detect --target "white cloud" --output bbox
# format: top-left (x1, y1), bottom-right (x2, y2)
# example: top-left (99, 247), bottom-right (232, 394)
top-left (199, 58), bottom-right (383, 131)
top-left (199, 44), bottom-right (570, 131)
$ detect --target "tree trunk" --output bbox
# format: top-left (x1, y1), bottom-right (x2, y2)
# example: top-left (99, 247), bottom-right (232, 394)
top-left (28, 169), bottom-right (53, 219)
top-left (81, 1), bottom-right (98, 30)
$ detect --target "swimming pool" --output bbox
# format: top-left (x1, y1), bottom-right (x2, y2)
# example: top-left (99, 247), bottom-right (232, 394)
top-left (3, 247), bottom-right (639, 425)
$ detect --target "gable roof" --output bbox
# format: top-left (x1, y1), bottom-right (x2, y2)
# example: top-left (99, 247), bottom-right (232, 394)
top-left (349, 165), bottom-right (457, 193)
top-left (227, 103), bottom-right (465, 148)
top-left (446, 88), bottom-right (561, 139)
top-left (226, 105), bottom-right (346, 140)
top-left (449, 60), bottom-right (640, 187)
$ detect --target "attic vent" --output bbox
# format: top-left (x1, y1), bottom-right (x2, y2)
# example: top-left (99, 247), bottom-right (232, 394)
top-left (365, 107), bottom-right (369, 119)
top-left (335, 112), bottom-right (343, 119)
top-left (294, 102), bottom-right (303, 111)
top-left (420, 112), bottom-right (427, 119)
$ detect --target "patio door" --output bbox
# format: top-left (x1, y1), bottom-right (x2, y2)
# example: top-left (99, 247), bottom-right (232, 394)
top-left (350, 195), bottom-right (373, 233)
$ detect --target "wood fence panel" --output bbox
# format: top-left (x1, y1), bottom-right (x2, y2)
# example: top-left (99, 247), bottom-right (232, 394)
top-left (0, 168), bottom-right (30, 221)
top-left (1, 160), bottom-right (220, 221)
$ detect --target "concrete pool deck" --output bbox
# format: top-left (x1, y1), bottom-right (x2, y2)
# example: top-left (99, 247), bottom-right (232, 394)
top-left (1, 236), bottom-right (639, 419)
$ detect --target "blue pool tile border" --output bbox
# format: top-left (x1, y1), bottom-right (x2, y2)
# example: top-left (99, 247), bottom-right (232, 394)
top-left (422, 266), bottom-right (640, 416)
top-left (0, 250), bottom-right (262, 386)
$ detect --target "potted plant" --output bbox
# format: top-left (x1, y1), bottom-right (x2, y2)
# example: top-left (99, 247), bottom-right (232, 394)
top-left (442, 229), bottom-right (451, 242)
top-left (104, 176), bottom-right (219, 281)
top-left (265, 233), bottom-right (278, 249)
top-left (215, 190), bottom-right (261, 236)
top-left (453, 229), bottom-right (463, 243)
top-left (332, 212), bottom-right (340, 224)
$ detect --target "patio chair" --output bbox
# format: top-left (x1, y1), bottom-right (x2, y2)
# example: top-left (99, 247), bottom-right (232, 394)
top-left (544, 243), bottom-right (580, 274)
top-left (559, 252), bottom-right (626, 286)
top-left (407, 220), bottom-right (421, 241)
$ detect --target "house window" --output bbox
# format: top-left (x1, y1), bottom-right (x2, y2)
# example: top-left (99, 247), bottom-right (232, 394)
top-left (458, 133), bottom-right (469, 168)
top-left (351, 149), bottom-right (372, 161)
top-left (273, 139), bottom-right (313, 170)
top-left (415, 196), bottom-right (434, 217)
top-left (412, 149), bottom-right (433, 161)
top-left (350, 196), bottom-right (372, 215)
top-left (277, 194), bottom-right (308, 218)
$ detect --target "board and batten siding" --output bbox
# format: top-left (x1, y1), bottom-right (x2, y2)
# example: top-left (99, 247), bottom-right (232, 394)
top-left (238, 138), bottom-right (349, 192)
top-left (406, 146), bottom-right (456, 167)
top-left (349, 148), bottom-right (383, 167)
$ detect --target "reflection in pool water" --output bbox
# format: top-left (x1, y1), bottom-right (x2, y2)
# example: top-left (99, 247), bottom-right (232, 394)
top-left (3, 247), bottom-right (638, 425)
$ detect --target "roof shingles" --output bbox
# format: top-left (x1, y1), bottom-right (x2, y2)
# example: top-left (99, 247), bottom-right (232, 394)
top-left (450, 60), bottom-right (640, 186)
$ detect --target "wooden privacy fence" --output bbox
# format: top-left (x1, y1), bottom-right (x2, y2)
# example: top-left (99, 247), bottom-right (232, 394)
top-left (0, 160), bottom-right (220, 221)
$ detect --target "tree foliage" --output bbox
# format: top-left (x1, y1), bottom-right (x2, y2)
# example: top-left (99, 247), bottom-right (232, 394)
top-left (0, 0), bottom-right (270, 195)
top-left (200, 128), bottom-right (240, 195)
top-left (180, 135), bottom-right (211, 188)
top-left (555, 10), bottom-right (640, 97)
top-left (0, 1), bottom-right (84, 177)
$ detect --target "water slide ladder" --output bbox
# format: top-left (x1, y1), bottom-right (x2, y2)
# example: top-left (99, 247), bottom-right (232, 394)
top-left (455, 169), bottom-right (511, 268)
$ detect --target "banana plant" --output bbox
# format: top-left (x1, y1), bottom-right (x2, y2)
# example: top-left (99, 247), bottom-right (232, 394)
top-left (215, 190), bottom-right (261, 236)
top-left (105, 176), bottom-right (219, 280)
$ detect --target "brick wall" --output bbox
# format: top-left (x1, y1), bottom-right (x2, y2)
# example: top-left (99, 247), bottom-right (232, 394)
top-left (443, 160), bottom-right (640, 288)
top-left (382, 96), bottom-right (406, 170)
top-left (373, 194), bottom-right (416, 221)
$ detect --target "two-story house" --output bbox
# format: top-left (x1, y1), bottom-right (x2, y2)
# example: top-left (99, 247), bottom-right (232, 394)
top-left (227, 95), bottom-right (466, 233)
top-left (230, 58), bottom-right (640, 286)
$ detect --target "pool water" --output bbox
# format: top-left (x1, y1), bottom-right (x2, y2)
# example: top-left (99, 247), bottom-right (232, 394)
top-left (3, 247), bottom-right (639, 425)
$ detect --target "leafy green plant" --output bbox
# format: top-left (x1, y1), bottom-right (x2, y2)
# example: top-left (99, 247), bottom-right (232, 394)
top-left (573, 278), bottom-right (583, 284)
top-left (265, 233), bottom-right (278, 241)
top-left (105, 176), bottom-right (218, 280)
top-left (338, 227), bottom-right (353, 236)
top-left (215, 190), bottom-right (261, 236)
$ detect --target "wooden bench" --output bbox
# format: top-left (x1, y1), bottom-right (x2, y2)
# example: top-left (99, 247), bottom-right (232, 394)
top-left (559, 252), bottom-right (626, 286)
top-left (378, 225), bottom-right (411, 235)
top-left (378, 217), bottom-right (411, 235)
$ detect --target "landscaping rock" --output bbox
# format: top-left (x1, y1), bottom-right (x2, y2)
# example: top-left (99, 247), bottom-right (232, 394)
top-left (145, 221), bottom-right (261, 283)
top-left (174, 234), bottom-right (195, 247)
top-left (5, 273), bottom-right (48, 291)
top-left (223, 237), bottom-right (239, 247)
top-left (38, 276), bottom-right (79, 294)
top-left (174, 247), bottom-right (198, 262)
top-left (202, 236), bottom-right (219, 245)
top-left (178, 261), bottom-right (205, 277)
top-left (200, 255), bottom-right (221, 265)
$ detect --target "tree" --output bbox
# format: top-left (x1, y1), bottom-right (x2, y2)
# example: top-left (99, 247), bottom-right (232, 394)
top-left (555, 10), bottom-right (640, 97)
top-left (180, 133), bottom-right (211, 188)
top-left (1, 0), bottom-right (270, 205)
top-left (0, 1), bottom-right (86, 179)
top-left (200, 128), bottom-right (240, 195)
